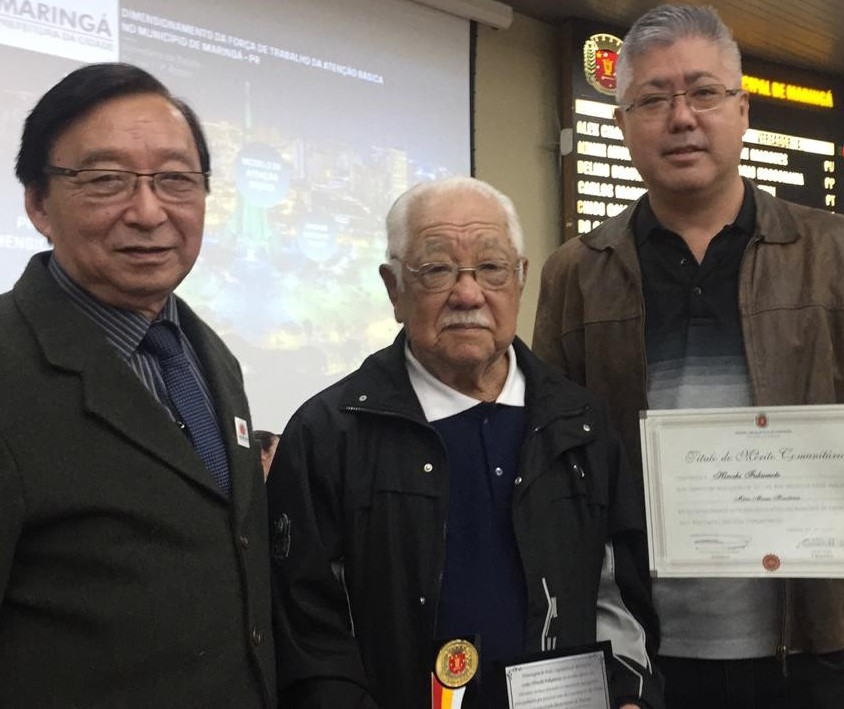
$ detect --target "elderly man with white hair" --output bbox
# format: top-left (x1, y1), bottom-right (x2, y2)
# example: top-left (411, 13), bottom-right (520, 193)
top-left (267, 176), bottom-right (662, 709)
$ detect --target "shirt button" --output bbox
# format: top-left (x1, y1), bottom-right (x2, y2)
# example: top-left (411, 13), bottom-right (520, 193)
top-left (692, 286), bottom-right (702, 295)
top-left (514, 476), bottom-right (523, 486)
top-left (358, 394), bottom-right (367, 402)
top-left (494, 467), bottom-right (504, 477)
top-left (423, 463), bottom-right (433, 473)
top-left (251, 628), bottom-right (263, 646)
top-left (582, 423), bottom-right (592, 433)
top-left (419, 596), bottom-right (426, 605)
top-left (239, 535), bottom-right (249, 549)
top-left (680, 257), bottom-right (688, 266)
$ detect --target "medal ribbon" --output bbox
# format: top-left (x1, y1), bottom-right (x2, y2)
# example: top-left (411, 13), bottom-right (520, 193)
top-left (431, 674), bottom-right (466, 709)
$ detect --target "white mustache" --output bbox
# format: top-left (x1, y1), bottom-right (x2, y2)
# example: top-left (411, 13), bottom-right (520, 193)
top-left (440, 312), bottom-right (491, 328)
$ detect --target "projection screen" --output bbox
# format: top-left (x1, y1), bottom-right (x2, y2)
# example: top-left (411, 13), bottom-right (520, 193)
top-left (0, 0), bottom-right (471, 430)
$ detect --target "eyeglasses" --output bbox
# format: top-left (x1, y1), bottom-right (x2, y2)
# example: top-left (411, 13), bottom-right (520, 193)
top-left (44, 165), bottom-right (209, 203)
top-left (623, 84), bottom-right (743, 117)
top-left (400, 259), bottom-right (524, 293)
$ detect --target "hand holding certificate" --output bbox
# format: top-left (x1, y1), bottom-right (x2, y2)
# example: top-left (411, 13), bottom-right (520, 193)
top-left (640, 404), bottom-right (844, 577)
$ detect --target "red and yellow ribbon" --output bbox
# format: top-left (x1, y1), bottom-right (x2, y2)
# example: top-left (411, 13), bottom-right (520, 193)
top-left (431, 674), bottom-right (466, 709)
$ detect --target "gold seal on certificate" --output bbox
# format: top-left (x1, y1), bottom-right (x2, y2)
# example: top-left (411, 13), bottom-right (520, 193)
top-left (762, 553), bottom-right (781, 572)
top-left (435, 639), bottom-right (479, 688)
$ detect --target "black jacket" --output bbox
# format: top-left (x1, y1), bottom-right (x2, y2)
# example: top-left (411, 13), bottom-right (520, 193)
top-left (269, 332), bottom-right (661, 708)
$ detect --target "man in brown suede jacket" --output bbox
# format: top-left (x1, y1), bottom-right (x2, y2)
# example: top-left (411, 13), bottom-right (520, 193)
top-left (533, 5), bottom-right (844, 708)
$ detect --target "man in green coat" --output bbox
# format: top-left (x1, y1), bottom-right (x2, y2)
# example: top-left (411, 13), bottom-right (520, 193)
top-left (0, 63), bottom-right (275, 707)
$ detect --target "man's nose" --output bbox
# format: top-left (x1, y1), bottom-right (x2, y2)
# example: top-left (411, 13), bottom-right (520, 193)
top-left (667, 93), bottom-right (698, 125)
top-left (122, 177), bottom-right (168, 227)
top-left (448, 269), bottom-right (486, 305)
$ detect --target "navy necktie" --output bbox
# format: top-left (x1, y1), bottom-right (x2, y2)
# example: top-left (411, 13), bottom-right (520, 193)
top-left (142, 322), bottom-right (231, 497)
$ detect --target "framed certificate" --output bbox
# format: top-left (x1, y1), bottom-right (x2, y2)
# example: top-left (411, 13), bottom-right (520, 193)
top-left (640, 404), bottom-right (844, 577)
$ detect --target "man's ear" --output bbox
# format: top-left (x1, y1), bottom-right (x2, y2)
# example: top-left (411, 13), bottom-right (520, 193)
top-left (614, 106), bottom-right (628, 142)
top-left (24, 186), bottom-right (54, 243)
top-left (739, 90), bottom-right (750, 126)
top-left (379, 263), bottom-right (404, 324)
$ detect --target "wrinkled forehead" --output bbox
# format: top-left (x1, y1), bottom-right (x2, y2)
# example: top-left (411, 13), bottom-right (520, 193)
top-left (411, 231), bottom-right (514, 262)
top-left (52, 93), bottom-right (199, 166)
top-left (408, 188), bottom-right (512, 255)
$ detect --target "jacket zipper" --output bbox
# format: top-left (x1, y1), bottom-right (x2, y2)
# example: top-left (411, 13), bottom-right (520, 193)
top-left (344, 400), bottom-right (598, 648)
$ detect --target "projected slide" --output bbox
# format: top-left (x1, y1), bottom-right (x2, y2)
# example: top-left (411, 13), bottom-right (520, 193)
top-left (0, 0), bottom-right (471, 429)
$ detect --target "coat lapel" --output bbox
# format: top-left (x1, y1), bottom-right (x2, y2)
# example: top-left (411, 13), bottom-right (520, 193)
top-left (13, 255), bottom-right (225, 499)
top-left (177, 299), bottom-right (258, 518)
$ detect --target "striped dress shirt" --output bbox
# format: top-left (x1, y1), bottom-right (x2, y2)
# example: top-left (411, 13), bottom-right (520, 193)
top-left (47, 255), bottom-right (217, 423)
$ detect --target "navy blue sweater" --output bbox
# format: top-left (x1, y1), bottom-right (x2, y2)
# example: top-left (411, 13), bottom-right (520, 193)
top-left (433, 401), bottom-right (527, 702)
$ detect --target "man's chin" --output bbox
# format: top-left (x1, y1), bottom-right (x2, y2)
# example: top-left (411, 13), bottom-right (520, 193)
top-left (440, 342), bottom-right (497, 367)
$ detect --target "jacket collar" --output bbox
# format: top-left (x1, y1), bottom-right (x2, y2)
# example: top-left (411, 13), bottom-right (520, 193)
top-left (337, 330), bottom-right (428, 422)
top-left (751, 180), bottom-right (801, 244)
top-left (339, 330), bottom-right (596, 434)
top-left (581, 178), bottom-right (801, 254)
top-left (579, 202), bottom-right (642, 279)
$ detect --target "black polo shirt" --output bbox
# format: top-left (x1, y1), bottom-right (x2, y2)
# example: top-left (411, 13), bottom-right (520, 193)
top-left (637, 187), bottom-right (785, 661)
top-left (635, 183), bottom-right (756, 409)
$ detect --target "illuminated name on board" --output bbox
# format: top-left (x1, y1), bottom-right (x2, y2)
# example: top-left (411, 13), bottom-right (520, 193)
top-left (742, 75), bottom-right (834, 108)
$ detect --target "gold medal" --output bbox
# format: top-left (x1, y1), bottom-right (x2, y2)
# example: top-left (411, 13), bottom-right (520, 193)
top-left (434, 639), bottom-right (479, 689)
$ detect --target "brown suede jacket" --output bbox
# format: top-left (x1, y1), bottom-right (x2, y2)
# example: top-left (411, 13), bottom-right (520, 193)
top-left (533, 180), bottom-right (844, 654)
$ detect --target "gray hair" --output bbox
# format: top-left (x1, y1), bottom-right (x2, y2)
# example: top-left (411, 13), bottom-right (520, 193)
top-left (615, 5), bottom-right (742, 104)
top-left (383, 176), bottom-right (525, 289)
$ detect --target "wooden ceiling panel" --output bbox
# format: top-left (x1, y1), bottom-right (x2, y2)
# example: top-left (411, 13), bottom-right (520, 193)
top-left (506, 0), bottom-right (844, 76)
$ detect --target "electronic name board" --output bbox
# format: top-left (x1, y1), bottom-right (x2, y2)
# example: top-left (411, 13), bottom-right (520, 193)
top-left (561, 20), bottom-right (844, 240)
